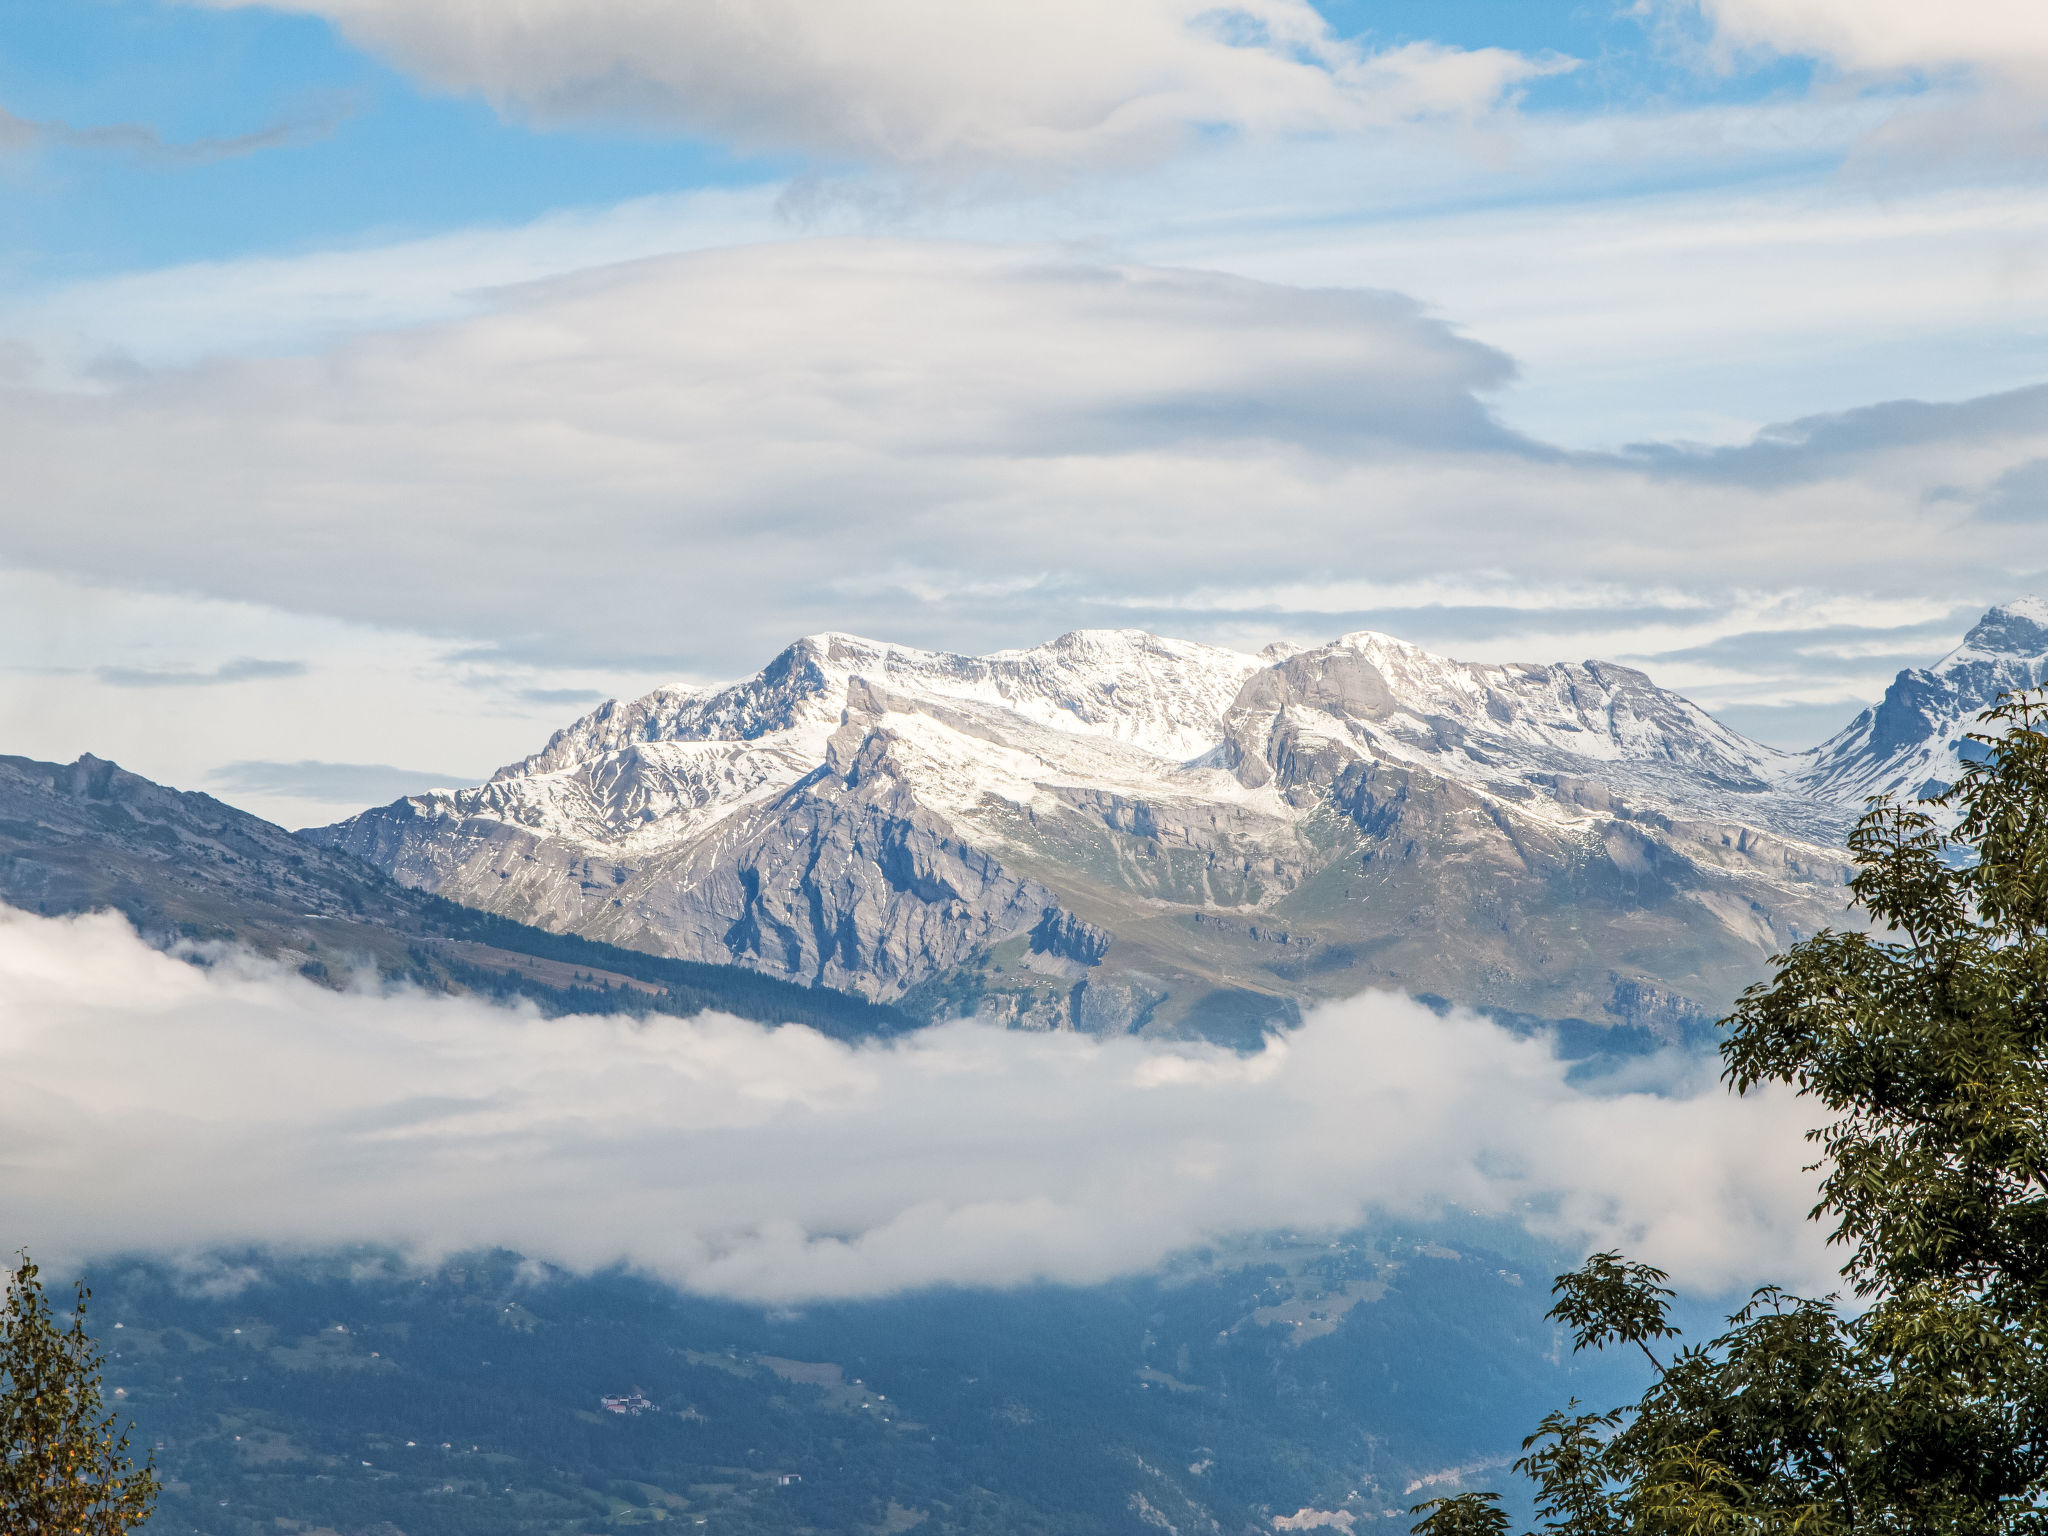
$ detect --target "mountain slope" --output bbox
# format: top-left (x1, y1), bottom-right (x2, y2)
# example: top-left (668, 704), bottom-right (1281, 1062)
top-left (311, 624), bottom-right (1877, 1039)
top-left (94, 1228), bottom-right (1646, 1536)
top-left (0, 751), bottom-right (908, 1037)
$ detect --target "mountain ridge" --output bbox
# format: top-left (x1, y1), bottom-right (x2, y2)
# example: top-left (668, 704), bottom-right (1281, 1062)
top-left (308, 609), bottom-right (2048, 1040)
top-left (0, 750), bottom-right (909, 1037)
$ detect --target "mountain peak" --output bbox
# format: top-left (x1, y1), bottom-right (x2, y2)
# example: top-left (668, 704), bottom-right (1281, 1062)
top-left (1328, 628), bottom-right (1427, 655)
top-left (1043, 627), bottom-right (1166, 648)
top-left (1794, 597), bottom-right (2048, 806)
top-left (1960, 597), bottom-right (2048, 660)
top-left (991, 627), bottom-right (1252, 666)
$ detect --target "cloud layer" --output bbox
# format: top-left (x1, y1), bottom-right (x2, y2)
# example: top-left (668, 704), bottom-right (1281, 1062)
top-left (0, 907), bottom-right (1831, 1304)
top-left (204, 758), bottom-right (471, 803)
top-left (1, 240), bottom-right (1528, 665)
top-left (1697, 0), bottom-right (2048, 79)
top-left (0, 237), bottom-right (2037, 703)
top-left (202, 0), bottom-right (1550, 170)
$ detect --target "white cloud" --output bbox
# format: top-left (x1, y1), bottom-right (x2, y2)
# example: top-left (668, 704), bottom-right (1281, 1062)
top-left (1682, 2), bottom-right (2048, 171)
top-left (1191, 176), bottom-right (2048, 450)
top-left (0, 239), bottom-right (1522, 667)
top-left (0, 236), bottom-right (2037, 728)
top-left (200, 0), bottom-right (1555, 170)
top-left (0, 186), bottom-right (787, 389)
top-left (0, 907), bottom-right (1830, 1302)
top-left (1695, 1), bottom-right (2048, 79)
top-left (17, 91), bottom-right (2048, 448)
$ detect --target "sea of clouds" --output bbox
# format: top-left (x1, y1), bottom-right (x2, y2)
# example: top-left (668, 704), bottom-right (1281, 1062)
top-left (0, 906), bottom-right (1834, 1304)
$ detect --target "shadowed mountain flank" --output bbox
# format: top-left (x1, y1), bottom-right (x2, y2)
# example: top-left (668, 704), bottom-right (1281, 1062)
top-left (0, 751), bottom-right (908, 1038)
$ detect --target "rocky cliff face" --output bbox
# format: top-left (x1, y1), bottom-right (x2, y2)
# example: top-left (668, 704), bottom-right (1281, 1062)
top-left (307, 613), bottom-right (2044, 1042)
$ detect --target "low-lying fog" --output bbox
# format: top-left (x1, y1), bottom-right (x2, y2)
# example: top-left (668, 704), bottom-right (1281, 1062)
top-left (0, 907), bottom-right (1830, 1302)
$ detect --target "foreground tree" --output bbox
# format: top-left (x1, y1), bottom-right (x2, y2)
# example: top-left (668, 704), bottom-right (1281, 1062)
top-left (1421, 690), bottom-right (2048, 1536)
top-left (1, 1254), bottom-right (158, 1533)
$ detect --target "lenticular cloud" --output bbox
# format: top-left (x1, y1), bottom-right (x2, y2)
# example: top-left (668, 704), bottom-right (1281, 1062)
top-left (0, 907), bottom-right (1827, 1302)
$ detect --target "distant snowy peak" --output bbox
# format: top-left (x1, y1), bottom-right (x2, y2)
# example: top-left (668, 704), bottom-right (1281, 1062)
top-left (949, 629), bottom-right (1263, 761)
top-left (1961, 596), bottom-right (2048, 658)
top-left (503, 628), bottom-right (1262, 784)
top-left (376, 606), bottom-right (2048, 891)
top-left (1234, 629), bottom-right (1784, 788)
top-left (1795, 598), bottom-right (2048, 808)
top-left (464, 622), bottom-right (1851, 860)
top-left (497, 632), bottom-right (869, 781)
top-left (440, 603), bottom-right (2048, 859)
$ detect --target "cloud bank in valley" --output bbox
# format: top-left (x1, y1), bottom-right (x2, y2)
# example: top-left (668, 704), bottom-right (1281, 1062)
top-left (0, 907), bottom-right (1832, 1304)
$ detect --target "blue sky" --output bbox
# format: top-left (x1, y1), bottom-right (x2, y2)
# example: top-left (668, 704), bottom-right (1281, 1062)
top-left (1, 0), bottom-right (2046, 821)
top-left (0, 0), bottom-right (788, 279)
top-left (0, 0), bottom-right (1812, 281)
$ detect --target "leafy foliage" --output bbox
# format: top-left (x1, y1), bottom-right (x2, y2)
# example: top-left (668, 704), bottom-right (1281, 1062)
top-left (1424, 690), bottom-right (2048, 1536)
top-left (1413, 1491), bottom-right (1513, 1536)
top-left (1, 1254), bottom-right (158, 1534)
top-left (1546, 1255), bottom-right (1681, 1372)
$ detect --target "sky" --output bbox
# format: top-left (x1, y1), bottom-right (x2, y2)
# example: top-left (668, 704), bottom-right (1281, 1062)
top-left (2, 0), bottom-right (2047, 829)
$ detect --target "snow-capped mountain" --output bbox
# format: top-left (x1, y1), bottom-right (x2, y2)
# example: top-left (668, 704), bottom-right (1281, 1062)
top-left (1211, 630), bottom-right (1842, 840)
top-left (508, 629), bottom-right (1262, 781)
top-left (1790, 598), bottom-right (2048, 808)
top-left (308, 606), bottom-right (2045, 1041)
